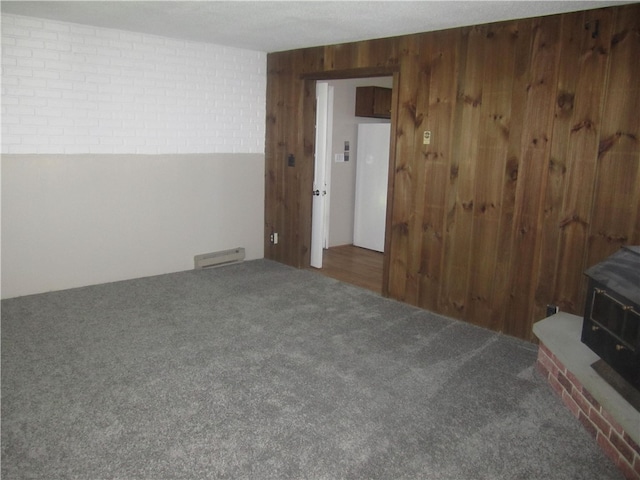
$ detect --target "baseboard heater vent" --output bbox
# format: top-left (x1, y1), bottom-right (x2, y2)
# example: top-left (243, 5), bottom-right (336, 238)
top-left (194, 247), bottom-right (245, 269)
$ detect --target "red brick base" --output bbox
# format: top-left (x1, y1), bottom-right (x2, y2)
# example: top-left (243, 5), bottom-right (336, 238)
top-left (537, 343), bottom-right (640, 480)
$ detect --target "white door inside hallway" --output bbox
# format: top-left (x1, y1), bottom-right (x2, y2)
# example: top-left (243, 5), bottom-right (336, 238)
top-left (310, 82), bottom-right (333, 268)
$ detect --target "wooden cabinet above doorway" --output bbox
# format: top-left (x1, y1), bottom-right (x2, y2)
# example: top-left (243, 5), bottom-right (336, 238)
top-left (355, 86), bottom-right (392, 119)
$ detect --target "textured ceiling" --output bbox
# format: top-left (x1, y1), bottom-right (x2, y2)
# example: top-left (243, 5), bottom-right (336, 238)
top-left (1, 1), bottom-right (631, 52)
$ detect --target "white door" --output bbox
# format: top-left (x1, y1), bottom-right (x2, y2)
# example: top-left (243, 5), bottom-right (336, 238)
top-left (310, 82), bottom-right (333, 268)
top-left (353, 123), bottom-right (391, 252)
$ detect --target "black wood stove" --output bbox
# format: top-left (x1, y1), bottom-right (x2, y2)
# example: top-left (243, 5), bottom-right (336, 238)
top-left (581, 245), bottom-right (640, 393)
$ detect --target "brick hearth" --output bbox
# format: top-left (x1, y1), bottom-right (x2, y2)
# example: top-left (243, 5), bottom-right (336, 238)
top-left (534, 313), bottom-right (640, 480)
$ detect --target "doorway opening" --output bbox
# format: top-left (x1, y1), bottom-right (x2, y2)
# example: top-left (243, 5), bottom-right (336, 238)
top-left (310, 76), bottom-right (394, 294)
top-left (320, 245), bottom-right (384, 293)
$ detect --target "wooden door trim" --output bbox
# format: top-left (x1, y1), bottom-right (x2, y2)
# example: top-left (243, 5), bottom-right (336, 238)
top-left (381, 71), bottom-right (400, 298)
top-left (301, 68), bottom-right (399, 299)
top-left (300, 66), bottom-right (399, 81)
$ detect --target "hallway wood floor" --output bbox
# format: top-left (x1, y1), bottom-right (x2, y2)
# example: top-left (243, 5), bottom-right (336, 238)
top-left (312, 244), bottom-right (383, 294)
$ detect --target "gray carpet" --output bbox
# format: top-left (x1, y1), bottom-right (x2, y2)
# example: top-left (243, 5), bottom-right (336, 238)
top-left (1, 259), bottom-right (622, 479)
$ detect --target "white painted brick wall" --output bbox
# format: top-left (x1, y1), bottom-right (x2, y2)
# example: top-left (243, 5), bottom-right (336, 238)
top-left (1, 14), bottom-right (266, 154)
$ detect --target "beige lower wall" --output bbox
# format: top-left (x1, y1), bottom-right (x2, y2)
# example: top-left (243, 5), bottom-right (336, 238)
top-left (1, 153), bottom-right (264, 298)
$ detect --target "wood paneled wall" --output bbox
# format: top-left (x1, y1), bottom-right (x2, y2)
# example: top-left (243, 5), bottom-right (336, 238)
top-left (264, 4), bottom-right (640, 341)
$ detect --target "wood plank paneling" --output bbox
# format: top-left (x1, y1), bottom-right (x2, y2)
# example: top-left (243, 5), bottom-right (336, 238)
top-left (537, 10), bottom-right (588, 316)
top-left (503, 15), bottom-right (562, 340)
top-left (404, 34), bottom-right (432, 306)
top-left (441, 25), bottom-right (484, 319)
top-left (493, 19), bottom-right (533, 335)
top-left (539, 8), bottom-right (615, 317)
top-left (283, 51), bottom-right (304, 268)
top-left (417, 29), bottom-right (458, 313)
top-left (297, 76), bottom-right (315, 267)
top-left (467, 22), bottom-right (520, 331)
top-left (382, 72), bottom-right (401, 297)
top-left (264, 5), bottom-right (640, 341)
top-left (588, 4), bottom-right (640, 267)
top-left (387, 35), bottom-right (422, 303)
top-left (264, 52), bottom-right (287, 263)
